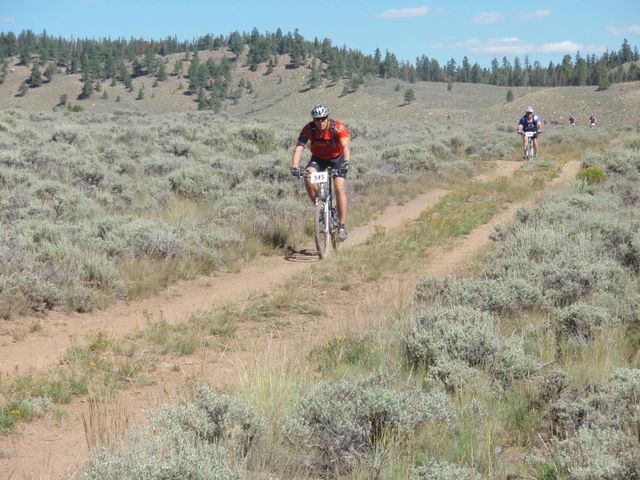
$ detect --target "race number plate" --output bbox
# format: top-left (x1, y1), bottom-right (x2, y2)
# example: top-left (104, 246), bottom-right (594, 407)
top-left (524, 131), bottom-right (536, 137)
top-left (309, 171), bottom-right (329, 184)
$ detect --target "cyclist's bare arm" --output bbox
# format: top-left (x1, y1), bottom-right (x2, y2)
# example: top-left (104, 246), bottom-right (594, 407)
top-left (291, 142), bottom-right (305, 169)
top-left (339, 137), bottom-right (351, 163)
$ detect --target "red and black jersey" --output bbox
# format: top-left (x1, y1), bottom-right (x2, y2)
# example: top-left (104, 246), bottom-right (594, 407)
top-left (298, 119), bottom-right (349, 160)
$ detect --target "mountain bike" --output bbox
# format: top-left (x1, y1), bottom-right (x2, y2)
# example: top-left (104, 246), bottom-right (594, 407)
top-left (301, 168), bottom-right (342, 259)
top-left (519, 131), bottom-right (539, 160)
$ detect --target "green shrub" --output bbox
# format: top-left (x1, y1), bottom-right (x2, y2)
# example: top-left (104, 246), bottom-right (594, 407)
top-left (308, 334), bottom-right (375, 373)
top-left (284, 373), bottom-right (453, 475)
top-left (406, 306), bottom-right (538, 388)
top-left (554, 302), bottom-right (612, 344)
top-left (416, 275), bottom-right (543, 316)
top-left (81, 383), bottom-right (261, 479)
top-left (167, 166), bottom-right (224, 199)
top-left (548, 427), bottom-right (640, 479)
top-left (411, 460), bottom-right (480, 480)
top-left (236, 126), bottom-right (277, 153)
top-left (577, 165), bottom-right (605, 185)
top-left (124, 219), bottom-right (186, 259)
top-left (548, 368), bottom-right (640, 437)
top-left (81, 428), bottom-right (242, 480)
top-left (150, 383), bottom-right (265, 457)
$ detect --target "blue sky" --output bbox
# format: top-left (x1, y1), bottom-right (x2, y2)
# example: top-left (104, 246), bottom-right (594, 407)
top-left (1, 1), bottom-right (639, 66)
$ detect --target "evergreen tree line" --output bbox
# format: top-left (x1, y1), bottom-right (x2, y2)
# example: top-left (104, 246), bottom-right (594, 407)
top-left (1, 28), bottom-right (638, 95)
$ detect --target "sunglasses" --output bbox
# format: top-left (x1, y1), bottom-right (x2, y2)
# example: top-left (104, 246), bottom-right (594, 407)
top-left (314, 116), bottom-right (328, 121)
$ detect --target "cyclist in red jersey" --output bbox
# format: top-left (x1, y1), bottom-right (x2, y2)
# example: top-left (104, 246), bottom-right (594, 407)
top-left (290, 104), bottom-right (351, 240)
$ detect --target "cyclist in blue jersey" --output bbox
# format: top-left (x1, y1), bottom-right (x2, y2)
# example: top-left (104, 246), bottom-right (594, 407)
top-left (517, 106), bottom-right (542, 158)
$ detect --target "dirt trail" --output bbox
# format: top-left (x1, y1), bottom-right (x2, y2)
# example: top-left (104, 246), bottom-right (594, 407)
top-left (0, 159), bottom-right (565, 479)
top-left (0, 161), bottom-right (521, 375)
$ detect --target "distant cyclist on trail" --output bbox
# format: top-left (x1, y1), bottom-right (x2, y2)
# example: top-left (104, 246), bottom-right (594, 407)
top-left (517, 106), bottom-right (542, 158)
top-left (569, 115), bottom-right (576, 126)
top-left (590, 114), bottom-right (597, 127)
top-left (290, 104), bottom-right (351, 240)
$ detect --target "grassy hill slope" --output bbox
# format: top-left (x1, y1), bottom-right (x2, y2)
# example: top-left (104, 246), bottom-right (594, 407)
top-left (1, 49), bottom-right (639, 128)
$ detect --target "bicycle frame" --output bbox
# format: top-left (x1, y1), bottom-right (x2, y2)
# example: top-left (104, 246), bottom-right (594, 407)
top-left (521, 131), bottom-right (537, 159)
top-left (306, 168), bottom-right (340, 258)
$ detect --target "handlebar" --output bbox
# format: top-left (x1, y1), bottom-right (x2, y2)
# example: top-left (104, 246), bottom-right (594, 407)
top-left (292, 167), bottom-right (343, 179)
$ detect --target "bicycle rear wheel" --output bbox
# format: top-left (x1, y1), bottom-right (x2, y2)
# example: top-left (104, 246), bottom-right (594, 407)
top-left (314, 201), bottom-right (330, 259)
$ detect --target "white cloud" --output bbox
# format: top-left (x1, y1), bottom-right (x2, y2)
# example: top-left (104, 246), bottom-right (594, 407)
top-left (377, 6), bottom-right (428, 19)
top-left (520, 9), bottom-right (551, 21)
top-left (473, 11), bottom-right (504, 25)
top-left (449, 38), bottom-right (481, 48)
top-left (608, 25), bottom-right (640, 36)
top-left (539, 41), bottom-right (582, 53)
top-left (0, 16), bottom-right (16, 24)
top-left (450, 37), bottom-right (607, 56)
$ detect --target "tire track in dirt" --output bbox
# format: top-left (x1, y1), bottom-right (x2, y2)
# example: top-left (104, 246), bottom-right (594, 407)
top-left (1, 159), bottom-right (553, 479)
top-left (0, 160), bottom-right (520, 375)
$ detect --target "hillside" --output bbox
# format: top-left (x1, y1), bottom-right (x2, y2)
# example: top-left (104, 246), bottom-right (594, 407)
top-left (1, 47), bottom-right (639, 128)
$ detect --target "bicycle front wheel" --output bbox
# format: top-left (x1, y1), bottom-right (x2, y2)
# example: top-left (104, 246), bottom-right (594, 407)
top-left (314, 201), bottom-right (330, 259)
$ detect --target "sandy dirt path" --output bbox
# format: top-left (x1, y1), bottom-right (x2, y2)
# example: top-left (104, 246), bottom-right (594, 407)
top-left (1, 159), bottom-right (573, 480)
top-left (0, 159), bottom-right (520, 375)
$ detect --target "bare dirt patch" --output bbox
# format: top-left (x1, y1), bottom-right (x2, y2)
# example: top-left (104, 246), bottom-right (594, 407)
top-left (0, 160), bottom-right (587, 480)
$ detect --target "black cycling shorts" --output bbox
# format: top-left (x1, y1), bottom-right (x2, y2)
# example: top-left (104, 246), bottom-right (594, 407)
top-left (306, 155), bottom-right (348, 179)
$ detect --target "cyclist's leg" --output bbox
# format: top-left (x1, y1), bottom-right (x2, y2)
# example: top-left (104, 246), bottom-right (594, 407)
top-left (533, 136), bottom-right (539, 155)
top-left (331, 156), bottom-right (348, 225)
top-left (304, 158), bottom-right (321, 202)
top-left (522, 136), bottom-right (527, 157)
top-left (334, 177), bottom-right (347, 225)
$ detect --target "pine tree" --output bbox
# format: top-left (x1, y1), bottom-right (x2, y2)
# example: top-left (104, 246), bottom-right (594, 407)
top-left (506, 89), bottom-right (514, 103)
top-left (597, 73), bottom-right (611, 91)
top-left (404, 88), bottom-right (416, 104)
top-left (29, 64), bottom-right (42, 87)
top-left (136, 86), bottom-right (144, 100)
top-left (173, 60), bottom-right (183, 78)
top-left (80, 74), bottom-right (93, 99)
top-left (58, 94), bottom-right (68, 106)
top-left (17, 81), bottom-right (28, 96)
top-left (157, 61), bottom-right (167, 81)
top-left (123, 71), bottom-right (133, 91)
top-left (265, 58), bottom-right (274, 75)
top-left (197, 87), bottom-right (208, 109)
top-left (132, 58), bottom-right (144, 77)
top-left (44, 63), bottom-right (56, 82)
top-left (308, 61), bottom-right (321, 89)
top-left (101, 90), bottom-right (108, 99)
top-left (188, 51), bottom-right (201, 93)
top-left (0, 60), bottom-right (7, 85)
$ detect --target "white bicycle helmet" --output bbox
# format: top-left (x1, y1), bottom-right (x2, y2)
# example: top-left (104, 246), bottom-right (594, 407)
top-left (525, 106), bottom-right (534, 113)
top-left (311, 104), bottom-right (330, 118)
